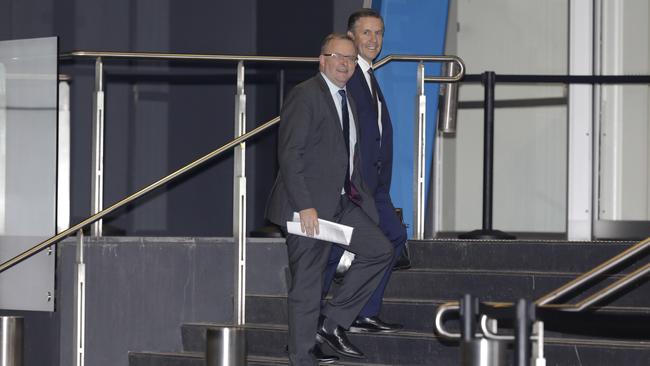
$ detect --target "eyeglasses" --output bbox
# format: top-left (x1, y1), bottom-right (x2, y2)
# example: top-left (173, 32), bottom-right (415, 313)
top-left (322, 53), bottom-right (358, 64)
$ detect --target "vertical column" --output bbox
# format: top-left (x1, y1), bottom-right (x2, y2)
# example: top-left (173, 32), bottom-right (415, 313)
top-left (58, 78), bottom-right (71, 233)
top-left (0, 63), bottom-right (6, 234)
top-left (233, 61), bottom-right (247, 325)
top-left (90, 58), bottom-right (105, 236)
top-left (568, 0), bottom-right (594, 240)
top-left (413, 63), bottom-right (427, 240)
top-left (73, 230), bottom-right (86, 366)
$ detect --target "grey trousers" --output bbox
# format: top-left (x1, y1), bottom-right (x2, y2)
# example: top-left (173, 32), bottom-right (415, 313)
top-left (285, 196), bottom-right (393, 366)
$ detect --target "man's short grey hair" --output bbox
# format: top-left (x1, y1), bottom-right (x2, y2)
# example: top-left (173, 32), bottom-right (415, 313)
top-left (320, 33), bottom-right (354, 54)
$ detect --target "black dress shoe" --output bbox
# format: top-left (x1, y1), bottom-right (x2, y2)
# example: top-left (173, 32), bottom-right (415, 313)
top-left (285, 344), bottom-right (339, 364)
top-left (349, 316), bottom-right (403, 333)
top-left (392, 255), bottom-right (411, 270)
top-left (316, 323), bottom-right (365, 359)
top-left (311, 344), bottom-right (339, 364)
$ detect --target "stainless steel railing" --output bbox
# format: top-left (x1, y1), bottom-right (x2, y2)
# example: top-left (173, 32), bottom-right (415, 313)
top-left (60, 50), bottom-right (463, 238)
top-left (0, 115), bottom-right (280, 273)
top-left (1, 50), bottom-right (465, 366)
top-left (434, 235), bottom-right (650, 341)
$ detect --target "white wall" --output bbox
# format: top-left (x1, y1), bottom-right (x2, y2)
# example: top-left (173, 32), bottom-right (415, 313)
top-left (439, 0), bottom-right (568, 232)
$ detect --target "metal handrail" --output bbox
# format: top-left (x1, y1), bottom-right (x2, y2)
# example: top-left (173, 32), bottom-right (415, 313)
top-left (60, 51), bottom-right (319, 63)
top-left (1, 51), bottom-right (465, 274)
top-left (373, 54), bottom-right (465, 81)
top-left (434, 236), bottom-right (650, 340)
top-left (0, 116), bottom-right (280, 273)
top-left (535, 236), bottom-right (650, 306)
top-left (60, 51), bottom-right (465, 82)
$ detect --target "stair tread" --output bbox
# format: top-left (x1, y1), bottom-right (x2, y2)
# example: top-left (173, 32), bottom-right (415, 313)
top-left (180, 321), bottom-right (650, 348)
top-left (129, 350), bottom-right (398, 366)
top-left (246, 293), bottom-right (650, 313)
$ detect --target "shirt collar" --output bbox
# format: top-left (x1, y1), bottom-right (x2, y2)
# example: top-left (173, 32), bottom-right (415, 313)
top-left (358, 57), bottom-right (372, 74)
top-left (320, 72), bottom-right (347, 95)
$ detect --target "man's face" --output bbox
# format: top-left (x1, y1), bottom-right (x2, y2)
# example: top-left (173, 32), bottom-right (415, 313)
top-left (348, 16), bottom-right (384, 63)
top-left (319, 38), bottom-right (357, 88)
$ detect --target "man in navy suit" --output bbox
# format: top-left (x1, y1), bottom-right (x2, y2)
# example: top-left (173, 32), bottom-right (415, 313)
top-left (322, 9), bottom-right (407, 333)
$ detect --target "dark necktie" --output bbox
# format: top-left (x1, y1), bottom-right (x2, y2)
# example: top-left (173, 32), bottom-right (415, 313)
top-left (368, 68), bottom-right (380, 114)
top-left (338, 89), bottom-right (362, 205)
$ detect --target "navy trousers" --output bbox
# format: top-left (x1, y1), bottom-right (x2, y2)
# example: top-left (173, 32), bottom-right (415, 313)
top-left (322, 199), bottom-right (407, 317)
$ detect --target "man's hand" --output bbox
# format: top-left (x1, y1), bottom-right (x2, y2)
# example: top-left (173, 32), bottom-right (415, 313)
top-left (299, 208), bottom-right (319, 237)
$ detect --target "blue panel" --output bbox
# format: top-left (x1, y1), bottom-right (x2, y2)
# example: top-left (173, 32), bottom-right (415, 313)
top-left (373, 0), bottom-right (449, 237)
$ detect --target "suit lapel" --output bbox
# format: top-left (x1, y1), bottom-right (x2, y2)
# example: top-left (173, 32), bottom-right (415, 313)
top-left (317, 74), bottom-right (343, 128)
top-left (354, 65), bottom-right (374, 105)
top-left (316, 73), bottom-right (348, 152)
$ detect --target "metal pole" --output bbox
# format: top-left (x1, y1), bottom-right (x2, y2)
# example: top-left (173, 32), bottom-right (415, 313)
top-left (514, 299), bottom-right (532, 366)
top-left (206, 327), bottom-right (246, 366)
top-left (460, 294), bottom-right (477, 343)
top-left (531, 321), bottom-right (546, 366)
top-left (413, 62), bottom-right (427, 240)
top-left (90, 57), bottom-right (105, 236)
top-left (0, 316), bottom-right (23, 366)
top-left (278, 69), bottom-right (285, 113)
top-left (0, 63), bottom-right (6, 234)
top-left (72, 230), bottom-right (86, 366)
top-left (438, 62), bottom-right (460, 134)
top-left (233, 61), bottom-right (247, 326)
top-left (429, 61), bottom-right (461, 238)
top-left (483, 71), bottom-right (495, 230)
top-left (57, 80), bottom-right (71, 233)
top-left (459, 72), bottom-right (514, 239)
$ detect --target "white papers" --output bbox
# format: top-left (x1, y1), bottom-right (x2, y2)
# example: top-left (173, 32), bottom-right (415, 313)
top-left (287, 212), bottom-right (354, 246)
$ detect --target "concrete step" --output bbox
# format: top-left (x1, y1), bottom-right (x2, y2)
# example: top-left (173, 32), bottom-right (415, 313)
top-left (177, 323), bottom-right (650, 366)
top-left (408, 239), bottom-right (638, 272)
top-left (380, 268), bottom-right (650, 307)
top-left (245, 239), bottom-right (649, 301)
top-left (128, 351), bottom-right (399, 366)
top-left (245, 294), bottom-right (650, 339)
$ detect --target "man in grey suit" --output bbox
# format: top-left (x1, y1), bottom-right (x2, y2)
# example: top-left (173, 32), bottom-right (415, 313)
top-left (266, 33), bottom-right (393, 365)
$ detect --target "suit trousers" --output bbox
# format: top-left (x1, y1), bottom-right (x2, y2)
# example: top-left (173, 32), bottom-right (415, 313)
top-left (323, 199), bottom-right (407, 317)
top-left (286, 195), bottom-right (393, 366)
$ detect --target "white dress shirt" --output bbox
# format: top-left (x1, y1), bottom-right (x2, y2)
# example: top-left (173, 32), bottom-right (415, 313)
top-left (358, 57), bottom-right (383, 138)
top-left (321, 72), bottom-right (357, 192)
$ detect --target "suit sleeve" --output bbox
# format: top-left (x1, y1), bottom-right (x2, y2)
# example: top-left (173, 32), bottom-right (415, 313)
top-left (277, 86), bottom-right (314, 211)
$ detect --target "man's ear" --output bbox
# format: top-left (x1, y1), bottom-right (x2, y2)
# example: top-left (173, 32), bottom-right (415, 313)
top-left (347, 30), bottom-right (354, 40)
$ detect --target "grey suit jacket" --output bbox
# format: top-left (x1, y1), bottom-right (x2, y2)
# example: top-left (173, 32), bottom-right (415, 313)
top-left (266, 73), bottom-right (378, 226)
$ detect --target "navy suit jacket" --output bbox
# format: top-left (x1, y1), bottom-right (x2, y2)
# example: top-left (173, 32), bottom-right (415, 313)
top-left (346, 65), bottom-right (394, 206)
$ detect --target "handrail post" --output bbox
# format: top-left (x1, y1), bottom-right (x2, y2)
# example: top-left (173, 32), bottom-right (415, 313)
top-left (233, 61), bottom-right (247, 326)
top-left (514, 299), bottom-right (533, 366)
top-left (413, 62), bottom-right (427, 240)
top-left (73, 229), bottom-right (86, 366)
top-left (90, 57), bottom-right (105, 236)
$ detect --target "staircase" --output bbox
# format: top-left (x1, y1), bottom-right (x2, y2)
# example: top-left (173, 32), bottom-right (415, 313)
top-left (128, 239), bottom-right (650, 365)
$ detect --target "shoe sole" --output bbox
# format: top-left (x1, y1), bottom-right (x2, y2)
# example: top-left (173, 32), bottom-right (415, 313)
top-left (315, 333), bottom-right (366, 359)
top-left (348, 326), bottom-right (402, 334)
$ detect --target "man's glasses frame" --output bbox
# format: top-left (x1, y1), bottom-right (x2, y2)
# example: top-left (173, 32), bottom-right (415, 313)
top-left (322, 53), bottom-right (358, 64)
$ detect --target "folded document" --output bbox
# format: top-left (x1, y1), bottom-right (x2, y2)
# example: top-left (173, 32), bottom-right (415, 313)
top-left (287, 212), bottom-right (353, 246)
